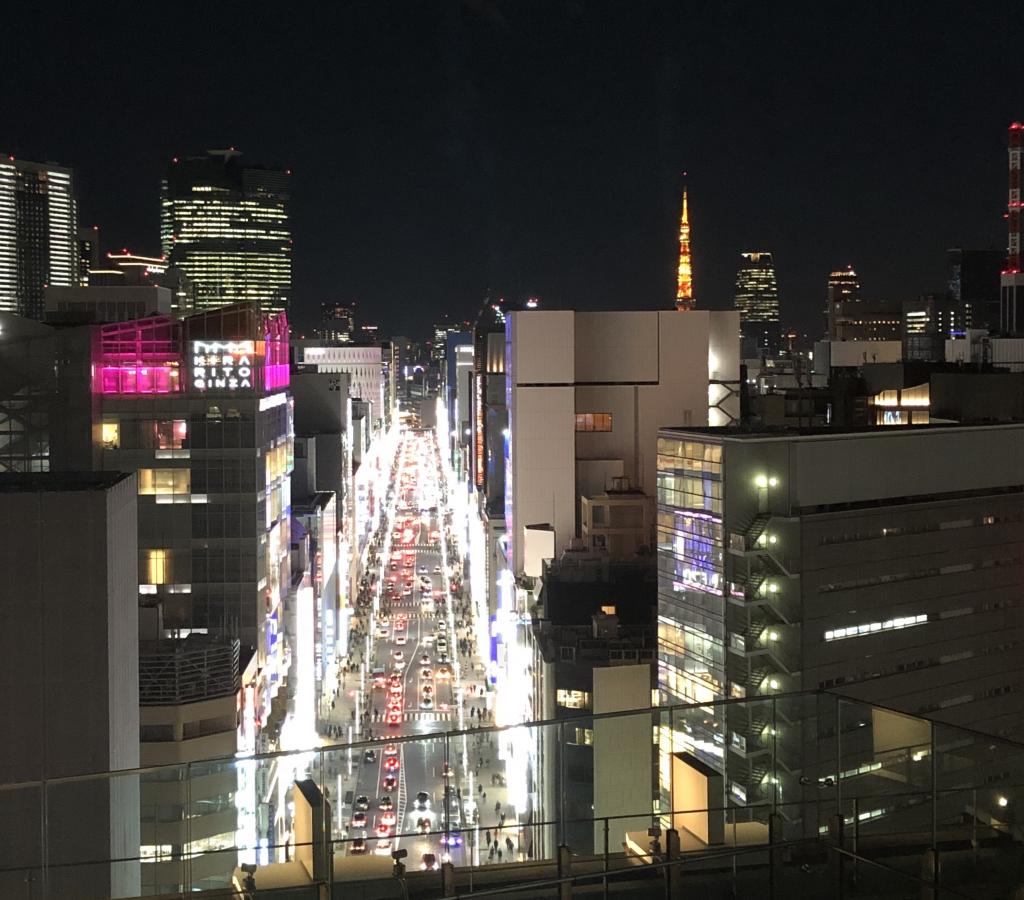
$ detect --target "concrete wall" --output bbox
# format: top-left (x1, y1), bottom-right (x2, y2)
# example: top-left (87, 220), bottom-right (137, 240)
top-left (0, 474), bottom-right (140, 899)
top-left (592, 665), bottom-right (652, 851)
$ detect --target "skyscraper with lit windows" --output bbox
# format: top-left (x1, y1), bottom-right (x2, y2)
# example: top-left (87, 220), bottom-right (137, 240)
top-left (0, 157), bottom-right (78, 319)
top-left (161, 150), bottom-right (291, 313)
top-left (733, 251), bottom-right (781, 354)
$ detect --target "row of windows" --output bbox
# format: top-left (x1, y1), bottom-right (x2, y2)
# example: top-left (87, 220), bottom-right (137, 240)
top-left (917, 683), bottom-right (1022, 715)
top-left (817, 555), bottom-right (1023, 593)
top-left (818, 512), bottom-right (1019, 546)
top-left (824, 614), bottom-right (928, 642)
top-left (817, 638), bottom-right (1024, 691)
top-left (574, 413), bottom-right (612, 432)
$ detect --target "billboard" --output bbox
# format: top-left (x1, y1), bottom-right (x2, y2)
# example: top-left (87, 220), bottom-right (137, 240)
top-left (192, 340), bottom-right (256, 391)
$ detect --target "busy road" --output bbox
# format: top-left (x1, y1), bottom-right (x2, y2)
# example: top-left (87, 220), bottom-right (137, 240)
top-left (324, 425), bottom-right (507, 871)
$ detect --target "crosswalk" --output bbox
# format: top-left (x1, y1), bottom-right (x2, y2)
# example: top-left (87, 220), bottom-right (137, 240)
top-left (404, 710), bottom-right (453, 722)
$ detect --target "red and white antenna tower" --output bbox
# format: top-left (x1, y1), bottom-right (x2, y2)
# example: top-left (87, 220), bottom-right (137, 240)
top-left (1002, 123), bottom-right (1024, 333)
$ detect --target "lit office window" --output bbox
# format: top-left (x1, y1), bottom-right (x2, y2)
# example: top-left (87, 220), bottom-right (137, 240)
top-left (824, 614), bottom-right (927, 642)
top-left (146, 549), bottom-right (172, 584)
top-left (575, 413), bottom-right (612, 432)
top-left (138, 468), bottom-right (191, 495)
top-left (100, 422), bottom-right (120, 450)
top-left (556, 689), bottom-right (591, 709)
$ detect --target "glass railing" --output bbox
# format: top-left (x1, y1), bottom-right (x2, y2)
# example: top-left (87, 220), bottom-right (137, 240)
top-left (3, 691), bottom-right (1024, 898)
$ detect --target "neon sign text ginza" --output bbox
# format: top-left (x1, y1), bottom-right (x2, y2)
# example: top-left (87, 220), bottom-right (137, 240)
top-left (192, 340), bottom-right (256, 391)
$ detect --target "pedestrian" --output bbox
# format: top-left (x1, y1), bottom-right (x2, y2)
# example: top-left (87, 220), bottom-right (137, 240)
top-left (500, 812), bottom-right (505, 827)
top-left (497, 849), bottom-right (503, 862)
top-left (486, 830), bottom-right (491, 846)
top-left (477, 783), bottom-right (482, 795)
top-left (483, 792), bottom-right (487, 803)
top-left (495, 800), bottom-right (500, 815)
top-left (506, 836), bottom-right (513, 854)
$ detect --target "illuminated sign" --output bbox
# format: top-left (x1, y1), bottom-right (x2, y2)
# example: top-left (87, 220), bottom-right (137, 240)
top-left (191, 340), bottom-right (256, 391)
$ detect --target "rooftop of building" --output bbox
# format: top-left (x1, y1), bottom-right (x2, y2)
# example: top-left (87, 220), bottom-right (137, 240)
top-left (0, 471), bottom-right (132, 493)
top-left (659, 422), bottom-right (1024, 442)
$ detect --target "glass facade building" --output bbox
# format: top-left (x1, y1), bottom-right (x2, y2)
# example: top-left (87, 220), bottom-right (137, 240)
top-left (0, 158), bottom-right (78, 319)
top-left (733, 251), bottom-right (781, 353)
top-left (656, 435), bottom-right (726, 810)
top-left (161, 151), bottom-right (291, 314)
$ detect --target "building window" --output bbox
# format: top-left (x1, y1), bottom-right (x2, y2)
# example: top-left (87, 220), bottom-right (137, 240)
top-left (100, 422), bottom-right (120, 450)
top-left (139, 420), bottom-right (187, 449)
top-left (556, 689), bottom-right (591, 709)
top-left (146, 549), bottom-right (173, 584)
top-left (138, 468), bottom-right (191, 495)
top-left (575, 413), bottom-right (612, 432)
top-left (600, 604), bottom-right (616, 616)
top-left (824, 614), bottom-right (927, 642)
top-left (139, 724), bottom-right (175, 742)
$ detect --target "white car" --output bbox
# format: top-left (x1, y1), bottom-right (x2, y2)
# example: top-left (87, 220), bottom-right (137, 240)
top-left (393, 649), bottom-right (405, 662)
top-left (395, 634), bottom-right (407, 645)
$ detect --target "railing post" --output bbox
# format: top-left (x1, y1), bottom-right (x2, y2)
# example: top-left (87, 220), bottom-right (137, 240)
top-left (558, 719), bottom-right (566, 848)
top-left (39, 776), bottom-right (48, 900)
top-left (603, 816), bottom-right (610, 900)
top-left (665, 828), bottom-right (681, 899)
top-left (557, 842), bottom-right (572, 900)
top-left (185, 760), bottom-right (193, 892)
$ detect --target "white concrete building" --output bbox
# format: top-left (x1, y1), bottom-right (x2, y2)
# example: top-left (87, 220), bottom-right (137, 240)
top-left (505, 309), bottom-right (740, 574)
top-left (295, 343), bottom-right (386, 427)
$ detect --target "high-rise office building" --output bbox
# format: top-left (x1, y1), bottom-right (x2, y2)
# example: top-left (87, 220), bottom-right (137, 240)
top-left (78, 224), bottom-right (100, 285)
top-left (161, 150), bottom-right (291, 313)
top-left (734, 251), bottom-right (781, 353)
top-left (825, 266), bottom-right (902, 341)
top-left (0, 157), bottom-right (78, 319)
top-left (318, 302), bottom-right (355, 342)
top-left (827, 266), bottom-right (860, 306)
top-left (948, 247), bottom-right (1002, 332)
top-left (657, 423), bottom-right (1024, 816)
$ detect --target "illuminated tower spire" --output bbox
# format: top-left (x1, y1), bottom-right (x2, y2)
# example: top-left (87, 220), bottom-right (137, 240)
top-left (675, 180), bottom-right (694, 311)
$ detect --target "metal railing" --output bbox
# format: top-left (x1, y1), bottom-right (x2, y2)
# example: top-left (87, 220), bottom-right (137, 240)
top-left (3, 690), bottom-right (1024, 897)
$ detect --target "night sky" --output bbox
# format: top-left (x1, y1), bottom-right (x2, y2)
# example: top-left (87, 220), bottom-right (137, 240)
top-left (3, 2), bottom-right (1023, 337)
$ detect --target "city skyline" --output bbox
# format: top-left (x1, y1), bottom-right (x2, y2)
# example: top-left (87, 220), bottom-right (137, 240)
top-left (2, 4), bottom-right (1021, 337)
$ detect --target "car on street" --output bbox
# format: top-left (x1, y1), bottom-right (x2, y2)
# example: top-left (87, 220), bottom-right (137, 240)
top-left (382, 774), bottom-right (397, 791)
top-left (415, 791), bottom-right (430, 809)
top-left (350, 834), bottom-right (367, 854)
top-left (416, 816), bottom-right (430, 834)
top-left (437, 664), bottom-right (452, 679)
top-left (440, 831), bottom-right (464, 847)
top-left (395, 634), bottom-right (407, 645)
top-left (378, 796), bottom-right (393, 810)
top-left (441, 762), bottom-right (453, 778)
top-left (355, 795), bottom-right (369, 811)
top-left (422, 684), bottom-right (433, 697)
top-left (363, 749), bottom-right (377, 762)
top-left (384, 743), bottom-right (398, 755)
top-left (387, 710), bottom-right (402, 725)
top-left (375, 838), bottom-right (392, 855)
top-left (421, 667), bottom-right (433, 679)
top-left (393, 649), bottom-right (404, 662)
top-left (420, 694), bottom-right (433, 708)
top-left (436, 619), bottom-right (447, 631)
top-left (377, 626), bottom-right (389, 638)
top-left (351, 812), bottom-right (367, 828)
top-left (380, 810), bottom-right (397, 827)
top-left (384, 756), bottom-right (399, 771)
top-left (420, 653), bottom-right (430, 664)
top-left (420, 852), bottom-right (439, 870)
